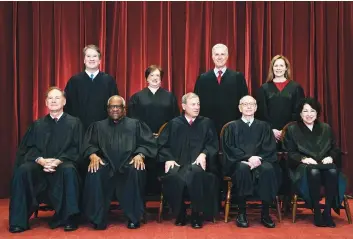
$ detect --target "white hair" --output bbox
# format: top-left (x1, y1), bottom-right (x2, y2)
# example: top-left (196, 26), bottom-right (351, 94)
top-left (182, 92), bottom-right (199, 104)
top-left (107, 95), bottom-right (125, 106)
top-left (212, 43), bottom-right (229, 55)
top-left (239, 95), bottom-right (256, 105)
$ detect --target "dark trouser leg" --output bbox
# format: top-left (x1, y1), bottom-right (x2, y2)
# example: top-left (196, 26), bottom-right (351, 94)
top-left (9, 162), bottom-right (45, 229)
top-left (322, 168), bottom-right (338, 212)
top-left (307, 168), bottom-right (321, 210)
top-left (162, 165), bottom-right (186, 217)
top-left (47, 162), bottom-right (80, 228)
top-left (82, 165), bottom-right (114, 227)
top-left (256, 162), bottom-right (279, 204)
top-left (231, 162), bottom-right (253, 214)
top-left (115, 165), bottom-right (146, 223)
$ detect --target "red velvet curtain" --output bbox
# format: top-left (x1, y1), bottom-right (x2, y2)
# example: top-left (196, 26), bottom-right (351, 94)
top-left (1, 1), bottom-right (352, 198)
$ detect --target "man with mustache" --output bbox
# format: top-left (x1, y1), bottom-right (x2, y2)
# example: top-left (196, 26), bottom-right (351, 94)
top-left (157, 92), bottom-right (219, 229)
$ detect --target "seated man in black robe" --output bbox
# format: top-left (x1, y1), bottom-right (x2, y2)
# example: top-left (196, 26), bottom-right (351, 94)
top-left (157, 92), bottom-right (219, 229)
top-left (9, 87), bottom-right (84, 233)
top-left (82, 95), bottom-right (157, 230)
top-left (221, 95), bottom-right (280, 228)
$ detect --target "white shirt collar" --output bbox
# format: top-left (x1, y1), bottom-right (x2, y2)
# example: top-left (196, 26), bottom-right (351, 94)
top-left (184, 115), bottom-right (196, 124)
top-left (148, 86), bottom-right (159, 94)
top-left (85, 69), bottom-right (100, 80)
top-left (49, 112), bottom-right (64, 120)
top-left (241, 117), bottom-right (254, 126)
top-left (214, 67), bottom-right (227, 76)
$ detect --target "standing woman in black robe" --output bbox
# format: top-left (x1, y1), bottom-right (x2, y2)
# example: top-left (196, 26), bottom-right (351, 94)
top-left (283, 98), bottom-right (344, 228)
top-left (256, 55), bottom-right (305, 146)
top-left (128, 65), bottom-right (180, 195)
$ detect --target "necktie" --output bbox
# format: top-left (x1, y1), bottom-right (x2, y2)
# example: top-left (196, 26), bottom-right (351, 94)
top-left (189, 120), bottom-right (193, 126)
top-left (217, 70), bottom-right (222, 84)
top-left (54, 118), bottom-right (58, 123)
top-left (247, 121), bottom-right (250, 127)
top-left (90, 74), bottom-right (94, 81)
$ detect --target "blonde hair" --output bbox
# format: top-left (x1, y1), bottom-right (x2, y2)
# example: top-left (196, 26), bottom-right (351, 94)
top-left (182, 92), bottom-right (199, 104)
top-left (83, 44), bottom-right (101, 59)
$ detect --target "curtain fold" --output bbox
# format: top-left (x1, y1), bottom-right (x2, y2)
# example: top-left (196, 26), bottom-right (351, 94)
top-left (0, 1), bottom-right (352, 197)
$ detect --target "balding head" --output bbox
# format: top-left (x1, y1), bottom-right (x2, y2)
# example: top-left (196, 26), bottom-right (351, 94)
top-left (239, 95), bottom-right (257, 117)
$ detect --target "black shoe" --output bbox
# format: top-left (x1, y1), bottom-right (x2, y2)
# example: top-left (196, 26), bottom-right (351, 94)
top-left (314, 211), bottom-right (326, 227)
top-left (322, 211), bottom-right (336, 228)
top-left (9, 226), bottom-right (27, 233)
top-left (64, 222), bottom-right (78, 231)
top-left (175, 209), bottom-right (186, 226)
top-left (261, 215), bottom-right (276, 228)
top-left (93, 223), bottom-right (107, 230)
top-left (191, 212), bottom-right (203, 229)
top-left (236, 213), bottom-right (249, 228)
top-left (127, 220), bottom-right (140, 229)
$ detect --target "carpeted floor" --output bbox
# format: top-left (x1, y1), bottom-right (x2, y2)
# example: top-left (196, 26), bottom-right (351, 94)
top-left (1, 199), bottom-right (352, 239)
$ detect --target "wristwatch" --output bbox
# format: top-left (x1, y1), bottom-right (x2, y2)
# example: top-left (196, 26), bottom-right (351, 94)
top-left (138, 153), bottom-right (145, 159)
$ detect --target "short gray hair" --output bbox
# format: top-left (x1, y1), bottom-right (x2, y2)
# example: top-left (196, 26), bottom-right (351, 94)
top-left (182, 92), bottom-right (199, 104)
top-left (239, 95), bottom-right (256, 105)
top-left (212, 43), bottom-right (229, 55)
top-left (107, 95), bottom-right (125, 106)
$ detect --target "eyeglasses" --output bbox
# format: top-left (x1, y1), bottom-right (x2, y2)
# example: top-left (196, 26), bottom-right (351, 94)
top-left (108, 105), bottom-right (125, 110)
top-left (240, 102), bottom-right (256, 107)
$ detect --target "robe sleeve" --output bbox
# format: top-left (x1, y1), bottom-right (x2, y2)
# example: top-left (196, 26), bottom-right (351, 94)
top-left (127, 93), bottom-right (138, 118)
top-left (325, 125), bottom-right (342, 168)
top-left (63, 77), bottom-right (75, 117)
top-left (82, 122), bottom-right (102, 160)
top-left (157, 122), bottom-right (177, 163)
top-left (57, 119), bottom-right (84, 164)
top-left (171, 94), bottom-right (180, 117)
top-left (133, 121), bottom-right (157, 159)
top-left (202, 120), bottom-right (219, 175)
top-left (221, 124), bottom-right (251, 168)
top-left (255, 86), bottom-right (270, 126)
top-left (236, 72), bottom-right (249, 99)
top-left (291, 85), bottom-right (305, 121)
top-left (257, 123), bottom-right (277, 162)
top-left (193, 75), bottom-right (201, 95)
top-left (109, 77), bottom-right (119, 96)
top-left (282, 125), bottom-right (307, 166)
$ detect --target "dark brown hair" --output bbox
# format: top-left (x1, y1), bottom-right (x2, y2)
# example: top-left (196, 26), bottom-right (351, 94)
top-left (83, 44), bottom-right (101, 59)
top-left (145, 65), bottom-right (164, 80)
top-left (266, 55), bottom-right (292, 82)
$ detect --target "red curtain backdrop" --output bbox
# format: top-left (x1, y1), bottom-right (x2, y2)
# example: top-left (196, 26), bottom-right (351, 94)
top-left (0, 1), bottom-right (352, 198)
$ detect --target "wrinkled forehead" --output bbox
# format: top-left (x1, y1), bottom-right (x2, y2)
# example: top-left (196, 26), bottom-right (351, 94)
top-left (212, 46), bottom-right (227, 55)
top-left (109, 97), bottom-right (123, 105)
top-left (240, 96), bottom-right (256, 104)
top-left (47, 89), bottom-right (64, 98)
top-left (186, 96), bottom-right (200, 104)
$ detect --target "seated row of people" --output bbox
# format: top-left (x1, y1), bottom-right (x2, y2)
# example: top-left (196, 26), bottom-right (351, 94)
top-left (9, 87), bottom-right (345, 233)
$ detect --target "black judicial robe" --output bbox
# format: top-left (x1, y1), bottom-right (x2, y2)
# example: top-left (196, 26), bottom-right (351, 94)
top-left (157, 115), bottom-right (219, 217)
top-left (64, 71), bottom-right (119, 130)
top-left (221, 119), bottom-right (280, 202)
top-left (283, 121), bottom-right (346, 210)
top-left (10, 113), bottom-right (83, 229)
top-left (256, 80), bottom-right (305, 130)
top-left (82, 117), bottom-right (157, 225)
top-left (128, 87), bottom-right (180, 133)
top-left (194, 69), bottom-right (248, 133)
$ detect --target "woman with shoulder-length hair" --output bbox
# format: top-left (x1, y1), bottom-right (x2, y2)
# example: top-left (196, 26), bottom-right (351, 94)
top-left (256, 55), bottom-right (305, 146)
top-left (283, 97), bottom-right (346, 227)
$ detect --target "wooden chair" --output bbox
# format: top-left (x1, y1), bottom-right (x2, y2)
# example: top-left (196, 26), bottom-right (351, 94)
top-left (280, 121), bottom-right (352, 224)
top-left (219, 121), bottom-right (282, 223)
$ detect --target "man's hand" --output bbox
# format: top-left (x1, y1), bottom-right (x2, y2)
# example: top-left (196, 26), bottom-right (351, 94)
top-left (241, 161), bottom-right (255, 170)
top-left (301, 157), bottom-right (318, 165)
top-left (322, 156), bottom-right (333, 164)
top-left (43, 159), bottom-right (63, 173)
top-left (272, 129), bottom-right (282, 141)
top-left (165, 160), bottom-right (180, 173)
top-left (129, 154), bottom-right (145, 170)
top-left (88, 154), bottom-right (105, 173)
top-left (192, 153), bottom-right (207, 170)
top-left (248, 156), bottom-right (262, 169)
top-left (37, 158), bottom-right (56, 173)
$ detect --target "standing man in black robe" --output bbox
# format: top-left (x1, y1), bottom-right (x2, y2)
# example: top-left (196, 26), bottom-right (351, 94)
top-left (64, 44), bottom-right (119, 131)
top-left (221, 95), bottom-right (280, 228)
top-left (157, 92), bottom-right (219, 229)
top-left (194, 43), bottom-right (248, 134)
top-left (82, 95), bottom-right (157, 230)
top-left (9, 87), bottom-right (83, 233)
